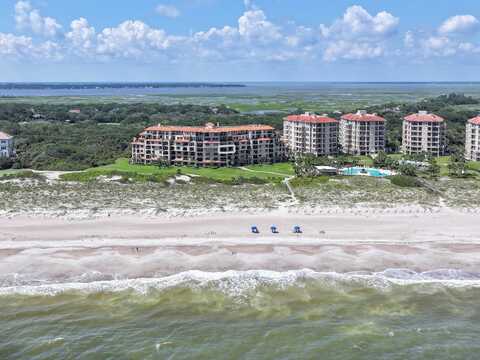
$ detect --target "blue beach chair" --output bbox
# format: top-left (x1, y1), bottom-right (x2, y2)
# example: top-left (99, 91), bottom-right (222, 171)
top-left (251, 226), bottom-right (259, 234)
top-left (293, 225), bottom-right (302, 234)
top-left (270, 225), bottom-right (278, 234)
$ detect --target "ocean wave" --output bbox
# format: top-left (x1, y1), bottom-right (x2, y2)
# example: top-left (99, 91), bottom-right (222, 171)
top-left (1, 268), bottom-right (480, 297)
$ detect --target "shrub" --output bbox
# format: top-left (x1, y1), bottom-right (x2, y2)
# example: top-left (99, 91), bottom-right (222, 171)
top-left (0, 157), bottom-right (14, 170)
top-left (0, 170), bottom-right (45, 181)
top-left (399, 163), bottom-right (417, 177)
top-left (290, 176), bottom-right (330, 187)
top-left (389, 175), bottom-right (421, 187)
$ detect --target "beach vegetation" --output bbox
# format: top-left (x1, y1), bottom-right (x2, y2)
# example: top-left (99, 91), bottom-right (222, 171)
top-left (290, 176), bottom-right (330, 187)
top-left (427, 158), bottom-right (441, 179)
top-left (59, 158), bottom-right (289, 185)
top-left (388, 175), bottom-right (421, 188)
top-left (399, 163), bottom-right (417, 177)
top-left (448, 149), bottom-right (467, 178)
top-left (0, 170), bottom-right (45, 181)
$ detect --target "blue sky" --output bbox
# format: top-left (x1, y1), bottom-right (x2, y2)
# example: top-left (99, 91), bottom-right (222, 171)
top-left (1, 0), bottom-right (480, 81)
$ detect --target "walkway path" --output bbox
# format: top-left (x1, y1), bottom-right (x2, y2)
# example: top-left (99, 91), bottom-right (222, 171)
top-left (239, 167), bottom-right (298, 202)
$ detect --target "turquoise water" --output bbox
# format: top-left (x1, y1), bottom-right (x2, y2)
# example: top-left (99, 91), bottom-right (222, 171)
top-left (341, 167), bottom-right (394, 177)
top-left (1, 270), bottom-right (480, 359)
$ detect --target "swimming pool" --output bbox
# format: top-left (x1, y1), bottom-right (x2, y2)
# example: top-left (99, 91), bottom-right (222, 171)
top-left (340, 167), bottom-right (395, 177)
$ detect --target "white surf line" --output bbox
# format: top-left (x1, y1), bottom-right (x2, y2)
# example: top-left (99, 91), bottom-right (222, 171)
top-left (3, 269), bottom-right (480, 296)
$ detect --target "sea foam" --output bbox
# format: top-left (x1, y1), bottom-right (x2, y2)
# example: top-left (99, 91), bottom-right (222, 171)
top-left (1, 268), bottom-right (480, 297)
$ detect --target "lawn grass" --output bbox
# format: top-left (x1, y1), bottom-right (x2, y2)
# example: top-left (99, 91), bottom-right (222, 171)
top-left (245, 162), bottom-right (295, 176)
top-left (0, 169), bottom-right (21, 175)
top-left (436, 156), bottom-right (451, 176)
top-left (59, 156), bottom-right (480, 184)
top-left (61, 158), bottom-right (293, 183)
top-left (0, 170), bottom-right (45, 181)
top-left (387, 154), bottom-right (404, 161)
top-left (0, 169), bottom-right (30, 177)
top-left (467, 161), bottom-right (480, 172)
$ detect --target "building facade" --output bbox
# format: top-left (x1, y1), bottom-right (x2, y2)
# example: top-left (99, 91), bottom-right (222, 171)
top-left (339, 111), bottom-right (385, 155)
top-left (131, 123), bottom-right (283, 166)
top-left (402, 111), bottom-right (446, 157)
top-left (0, 131), bottom-right (14, 158)
top-left (466, 116), bottom-right (480, 161)
top-left (283, 113), bottom-right (339, 156)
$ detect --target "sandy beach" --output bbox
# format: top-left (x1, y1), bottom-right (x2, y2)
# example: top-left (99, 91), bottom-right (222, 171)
top-left (1, 208), bottom-right (480, 283)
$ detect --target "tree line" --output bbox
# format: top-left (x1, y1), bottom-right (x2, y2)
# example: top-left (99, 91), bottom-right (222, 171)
top-left (0, 93), bottom-right (478, 170)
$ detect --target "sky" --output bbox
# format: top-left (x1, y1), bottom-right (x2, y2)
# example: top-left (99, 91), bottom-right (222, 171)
top-left (1, 0), bottom-right (480, 82)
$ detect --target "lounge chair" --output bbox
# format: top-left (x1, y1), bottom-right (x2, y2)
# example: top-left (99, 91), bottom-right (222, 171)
top-left (251, 226), bottom-right (259, 234)
top-left (270, 225), bottom-right (278, 234)
top-left (293, 225), bottom-right (302, 234)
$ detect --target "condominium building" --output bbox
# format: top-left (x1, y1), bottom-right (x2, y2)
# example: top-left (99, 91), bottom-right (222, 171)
top-left (131, 122), bottom-right (283, 166)
top-left (466, 116), bottom-right (480, 161)
top-left (402, 111), bottom-right (446, 157)
top-left (339, 110), bottom-right (385, 155)
top-left (0, 131), bottom-right (14, 158)
top-left (283, 113), bottom-right (339, 156)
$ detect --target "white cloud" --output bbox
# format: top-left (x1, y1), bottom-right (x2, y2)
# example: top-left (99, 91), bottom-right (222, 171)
top-left (0, 32), bottom-right (33, 57)
top-left (10, 2), bottom-right (453, 66)
top-left (404, 31), bottom-right (414, 48)
top-left (320, 5), bottom-right (399, 40)
top-left (424, 36), bottom-right (452, 54)
top-left (404, 15), bottom-right (480, 59)
top-left (420, 35), bottom-right (480, 57)
top-left (319, 6), bottom-right (397, 62)
top-left (0, 32), bottom-right (61, 60)
top-left (193, 26), bottom-right (238, 47)
top-left (189, 9), bottom-right (311, 62)
top-left (15, 1), bottom-right (62, 37)
top-left (238, 9), bottom-right (281, 43)
top-left (65, 18), bottom-right (96, 56)
top-left (155, 4), bottom-right (180, 19)
top-left (286, 26), bottom-right (316, 47)
top-left (438, 15), bottom-right (479, 35)
top-left (324, 40), bottom-right (384, 62)
top-left (96, 20), bottom-right (179, 59)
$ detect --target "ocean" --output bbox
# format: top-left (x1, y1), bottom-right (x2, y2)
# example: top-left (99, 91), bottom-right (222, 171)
top-left (2, 82), bottom-right (480, 358)
top-left (1, 269), bottom-right (480, 359)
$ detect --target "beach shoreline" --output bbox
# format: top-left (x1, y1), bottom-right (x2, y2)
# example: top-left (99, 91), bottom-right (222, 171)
top-left (1, 208), bottom-right (480, 283)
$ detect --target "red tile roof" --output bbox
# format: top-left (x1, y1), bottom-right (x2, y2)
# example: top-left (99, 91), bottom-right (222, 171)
top-left (341, 113), bottom-right (385, 122)
top-left (284, 114), bottom-right (338, 124)
top-left (0, 131), bottom-right (12, 140)
top-left (468, 116), bottom-right (480, 125)
top-left (404, 113), bottom-right (444, 123)
top-left (144, 124), bottom-right (274, 133)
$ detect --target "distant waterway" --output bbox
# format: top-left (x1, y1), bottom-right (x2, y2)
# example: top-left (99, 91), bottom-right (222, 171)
top-left (2, 82), bottom-right (480, 102)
